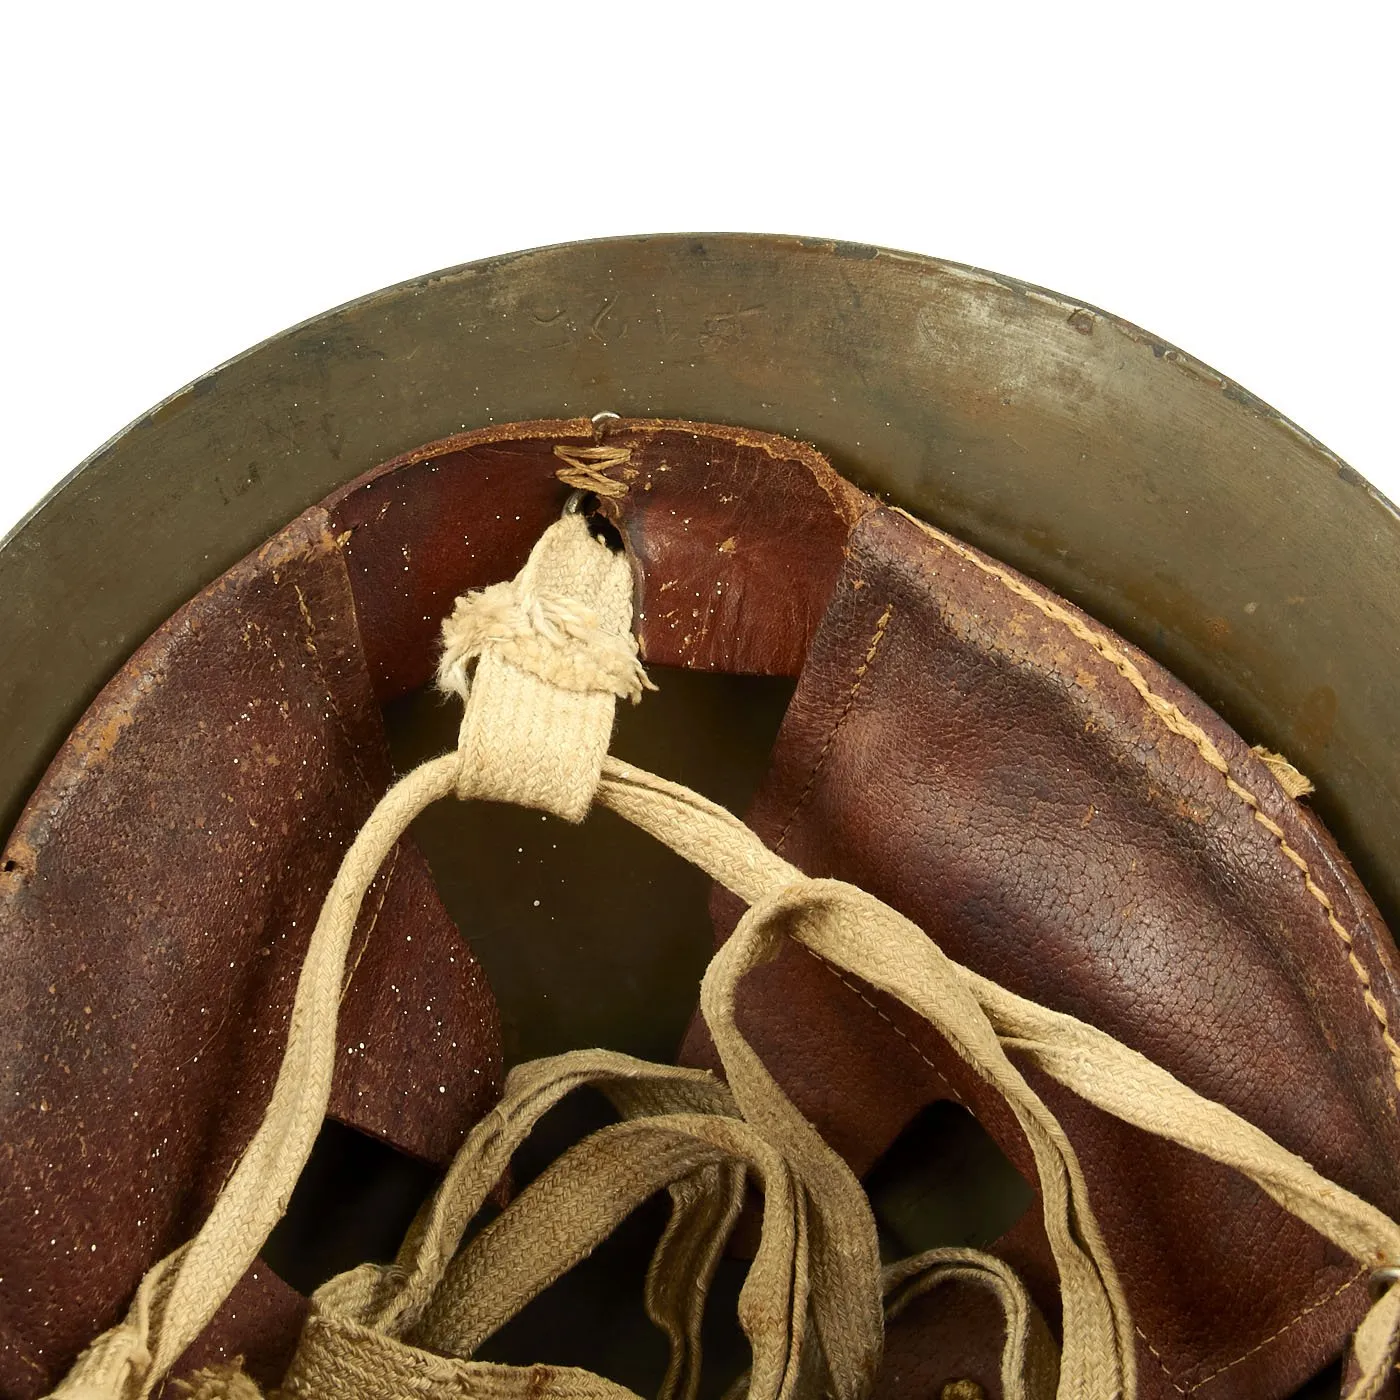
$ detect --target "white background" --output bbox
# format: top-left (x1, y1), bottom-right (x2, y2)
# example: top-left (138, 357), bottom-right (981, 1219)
top-left (2, 2), bottom-right (1396, 542)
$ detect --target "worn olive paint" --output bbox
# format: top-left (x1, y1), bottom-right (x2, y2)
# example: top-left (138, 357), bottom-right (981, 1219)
top-left (3, 234), bottom-right (1398, 930)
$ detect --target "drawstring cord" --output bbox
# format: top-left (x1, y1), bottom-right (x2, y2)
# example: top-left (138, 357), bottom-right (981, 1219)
top-left (47, 500), bottom-right (1400, 1400)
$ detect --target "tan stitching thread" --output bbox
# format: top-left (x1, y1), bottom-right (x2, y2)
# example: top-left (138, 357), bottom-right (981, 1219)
top-left (767, 599), bottom-right (966, 1155)
top-left (340, 845), bottom-right (401, 1005)
top-left (895, 509), bottom-right (1400, 1096)
top-left (292, 583), bottom-right (380, 800)
top-left (1252, 745), bottom-right (1315, 799)
top-left (763, 531), bottom-right (1388, 1383)
top-left (1182, 1267), bottom-right (1365, 1392)
top-left (768, 600), bottom-right (965, 1104)
top-left (1134, 1323), bottom-right (1190, 1396)
top-left (773, 603), bottom-right (893, 853)
top-left (788, 964), bottom-right (1362, 1396)
top-left (802, 946), bottom-right (964, 1106)
top-left (280, 585), bottom-right (405, 1004)
top-left (553, 443), bottom-right (635, 498)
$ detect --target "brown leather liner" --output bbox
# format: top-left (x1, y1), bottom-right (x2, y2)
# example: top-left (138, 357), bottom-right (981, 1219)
top-left (322, 417), bottom-right (870, 700)
top-left (683, 506), bottom-right (1400, 1400)
top-left (0, 418), bottom-right (866, 1395)
top-left (0, 513), bottom-right (501, 1393)
top-left (3, 419), bottom-right (1397, 1398)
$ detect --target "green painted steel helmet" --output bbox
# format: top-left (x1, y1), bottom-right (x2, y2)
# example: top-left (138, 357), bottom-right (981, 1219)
top-left (3, 236), bottom-right (1399, 1400)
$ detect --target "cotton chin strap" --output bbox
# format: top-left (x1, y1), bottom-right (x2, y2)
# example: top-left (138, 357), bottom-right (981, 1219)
top-left (49, 512), bottom-right (1400, 1400)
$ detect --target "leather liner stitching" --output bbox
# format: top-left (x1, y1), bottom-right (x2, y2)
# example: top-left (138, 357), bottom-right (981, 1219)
top-left (1179, 1267), bottom-right (1365, 1394)
top-left (340, 845), bottom-right (401, 1005)
top-left (812, 954), bottom-right (1365, 1397)
top-left (1133, 1321), bottom-right (1191, 1396)
top-left (772, 604), bottom-right (893, 853)
top-left (895, 510), bottom-right (1400, 1098)
top-left (288, 580), bottom-right (408, 1006)
top-left (771, 546), bottom-right (1387, 1387)
top-left (803, 947), bottom-right (964, 1106)
top-left (292, 583), bottom-right (381, 801)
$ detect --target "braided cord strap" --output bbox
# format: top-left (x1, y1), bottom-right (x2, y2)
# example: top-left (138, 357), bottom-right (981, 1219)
top-left (47, 509), bottom-right (1400, 1400)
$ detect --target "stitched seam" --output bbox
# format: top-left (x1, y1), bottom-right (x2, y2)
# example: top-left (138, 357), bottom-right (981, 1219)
top-left (773, 603), bottom-right (893, 853)
top-left (802, 946), bottom-right (964, 1105)
top-left (813, 933), bottom-right (1360, 1400)
top-left (761, 531), bottom-right (1383, 1383)
top-left (896, 509), bottom-right (1400, 1097)
top-left (769, 600), bottom-right (969, 1117)
top-left (1182, 1267), bottom-right (1365, 1393)
top-left (340, 845), bottom-right (401, 1004)
top-left (767, 599), bottom-right (965, 1178)
top-left (287, 584), bottom-right (408, 1006)
top-left (292, 583), bottom-right (381, 800)
top-left (1134, 1323), bottom-right (1190, 1396)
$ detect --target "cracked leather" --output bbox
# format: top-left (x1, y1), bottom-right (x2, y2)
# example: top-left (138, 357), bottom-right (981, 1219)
top-left (0, 419), bottom-right (863, 1395)
top-left (683, 505), bottom-right (1400, 1399)
top-left (0, 511), bottom-right (505, 1395)
top-left (3, 419), bottom-right (1398, 1399)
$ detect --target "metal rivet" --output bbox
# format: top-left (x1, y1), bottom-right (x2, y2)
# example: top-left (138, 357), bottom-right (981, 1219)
top-left (590, 410), bottom-right (620, 441)
top-left (1371, 1264), bottom-right (1400, 1300)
